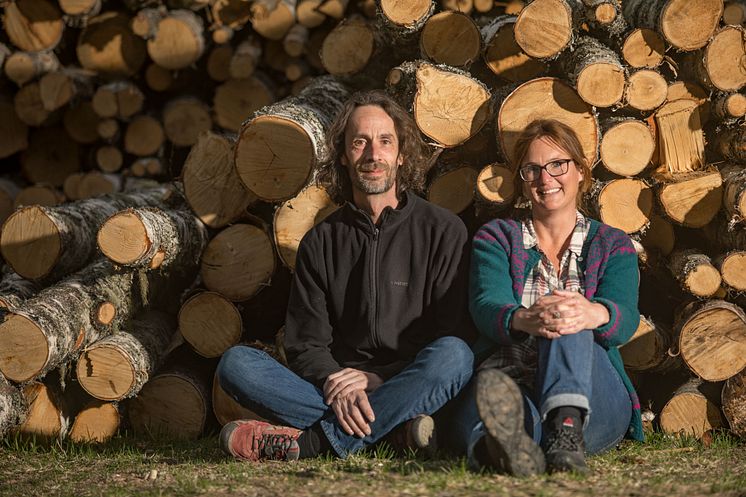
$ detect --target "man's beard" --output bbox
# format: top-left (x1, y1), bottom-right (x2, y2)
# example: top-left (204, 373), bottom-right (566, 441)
top-left (350, 160), bottom-right (397, 194)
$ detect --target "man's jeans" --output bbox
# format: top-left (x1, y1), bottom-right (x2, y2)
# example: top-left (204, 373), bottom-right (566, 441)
top-left (216, 336), bottom-right (473, 458)
top-left (440, 330), bottom-right (631, 457)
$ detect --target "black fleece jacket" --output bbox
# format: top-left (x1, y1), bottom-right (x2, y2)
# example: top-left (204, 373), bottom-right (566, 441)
top-left (283, 191), bottom-right (475, 389)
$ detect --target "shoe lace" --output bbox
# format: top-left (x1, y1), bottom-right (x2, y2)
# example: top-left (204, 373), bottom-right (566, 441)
top-left (545, 427), bottom-right (584, 453)
top-left (254, 433), bottom-right (295, 460)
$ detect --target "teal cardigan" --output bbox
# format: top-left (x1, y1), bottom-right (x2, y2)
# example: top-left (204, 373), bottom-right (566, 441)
top-left (469, 217), bottom-right (644, 442)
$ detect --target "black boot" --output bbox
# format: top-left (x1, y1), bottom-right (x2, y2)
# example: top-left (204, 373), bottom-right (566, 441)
top-left (543, 407), bottom-right (588, 474)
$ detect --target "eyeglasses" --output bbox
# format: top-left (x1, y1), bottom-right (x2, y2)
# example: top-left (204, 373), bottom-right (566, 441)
top-left (518, 159), bottom-right (572, 182)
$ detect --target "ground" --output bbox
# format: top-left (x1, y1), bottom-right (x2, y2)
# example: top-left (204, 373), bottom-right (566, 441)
top-left (1, 432), bottom-right (744, 497)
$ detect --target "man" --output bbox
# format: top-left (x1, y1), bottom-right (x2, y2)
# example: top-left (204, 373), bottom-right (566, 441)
top-left (216, 90), bottom-right (474, 462)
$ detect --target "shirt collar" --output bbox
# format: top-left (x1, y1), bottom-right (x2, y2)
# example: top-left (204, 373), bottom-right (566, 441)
top-left (522, 211), bottom-right (588, 255)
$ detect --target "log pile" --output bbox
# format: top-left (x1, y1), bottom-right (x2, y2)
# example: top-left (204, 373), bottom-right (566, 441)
top-left (0, 0), bottom-right (745, 442)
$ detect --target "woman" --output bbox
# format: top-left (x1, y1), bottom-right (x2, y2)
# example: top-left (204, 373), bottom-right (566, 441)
top-left (459, 119), bottom-right (642, 475)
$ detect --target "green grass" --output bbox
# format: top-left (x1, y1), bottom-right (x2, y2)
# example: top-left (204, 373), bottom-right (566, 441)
top-left (1, 431), bottom-right (744, 497)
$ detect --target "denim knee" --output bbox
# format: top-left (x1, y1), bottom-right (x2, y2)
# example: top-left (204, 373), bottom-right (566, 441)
top-left (421, 336), bottom-right (474, 386)
top-left (216, 345), bottom-right (268, 393)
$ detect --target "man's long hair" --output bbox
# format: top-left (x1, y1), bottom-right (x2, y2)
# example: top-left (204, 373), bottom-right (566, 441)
top-left (318, 90), bottom-right (432, 202)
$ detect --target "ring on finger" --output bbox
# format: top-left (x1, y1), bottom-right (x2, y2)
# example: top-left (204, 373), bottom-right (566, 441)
top-left (552, 311), bottom-right (561, 319)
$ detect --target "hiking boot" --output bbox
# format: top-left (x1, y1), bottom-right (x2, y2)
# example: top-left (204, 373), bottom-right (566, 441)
top-left (474, 368), bottom-right (545, 476)
top-left (220, 419), bottom-right (301, 462)
top-left (543, 413), bottom-right (588, 474)
top-left (386, 414), bottom-right (437, 456)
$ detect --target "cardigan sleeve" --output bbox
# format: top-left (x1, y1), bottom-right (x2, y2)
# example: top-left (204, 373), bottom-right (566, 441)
top-left (589, 235), bottom-right (640, 349)
top-left (469, 223), bottom-right (522, 347)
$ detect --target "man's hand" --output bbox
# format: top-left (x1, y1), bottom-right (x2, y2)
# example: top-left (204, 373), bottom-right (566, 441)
top-left (323, 368), bottom-right (383, 404)
top-left (329, 389), bottom-right (376, 438)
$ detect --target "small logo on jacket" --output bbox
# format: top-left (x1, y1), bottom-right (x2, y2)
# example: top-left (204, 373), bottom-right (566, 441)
top-left (391, 281), bottom-right (409, 287)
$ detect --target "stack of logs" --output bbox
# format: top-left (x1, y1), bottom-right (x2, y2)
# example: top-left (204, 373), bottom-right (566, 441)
top-left (1, 0), bottom-right (746, 443)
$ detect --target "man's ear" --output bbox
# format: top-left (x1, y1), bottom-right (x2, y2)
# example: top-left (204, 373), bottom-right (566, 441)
top-left (397, 154), bottom-right (403, 166)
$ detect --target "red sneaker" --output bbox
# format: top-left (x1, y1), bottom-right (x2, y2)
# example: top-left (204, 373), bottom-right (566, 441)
top-left (220, 420), bottom-right (301, 462)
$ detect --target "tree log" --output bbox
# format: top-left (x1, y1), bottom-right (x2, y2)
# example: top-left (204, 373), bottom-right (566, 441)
top-left (0, 267), bottom-right (40, 311)
top-left (200, 223), bottom-right (276, 302)
top-left (559, 35), bottom-right (625, 108)
top-left (21, 127), bottom-right (79, 187)
top-left (675, 299), bottom-right (746, 381)
top-left (147, 9), bottom-right (205, 70)
top-left (474, 162), bottom-right (517, 218)
top-left (721, 164), bottom-right (746, 225)
top-left (68, 400), bottom-right (119, 443)
top-left (59, 0), bottom-right (102, 28)
top-left (229, 38), bottom-right (262, 79)
top-left (624, 68), bottom-right (667, 111)
top-left (14, 81), bottom-right (54, 127)
top-left (514, 0), bottom-right (583, 60)
top-left (207, 44), bottom-right (233, 81)
top-left (667, 81), bottom-right (710, 124)
top-left (320, 17), bottom-right (376, 76)
top-left (316, 0), bottom-right (348, 19)
top-left (210, 0), bottom-right (252, 31)
top-left (481, 15), bottom-right (546, 83)
top-left (586, 178), bottom-right (653, 234)
top-left (14, 185), bottom-right (65, 209)
top-left (0, 373), bottom-right (26, 437)
top-left (638, 212), bottom-right (675, 257)
top-left (296, 0), bottom-right (326, 27)
top-left (684, 25), bottom-right (746, 92)
top-left (723, 0), bottom-right (746, 24)
top-left (0, 186), bottom-right (178, 281)
top-left (124, 115), bottom-right (165, 157)
top-left (96, 145), bottom-right (124, 174)
top-left (16, 378), bottom-right (68, 440)
top-left (235, 75), bottom-right (350, 201)
top-left (179, 291), bottom-right (242, 358)
top-left (283, 23), bottom-right (309, 57)
top-left (97, 207), bottom-right (208, 270)
top-left (77, 172), bottom-right (121, 198)
top-left (722, 368), bottom-right (746, 438)
top-left (622, 0), bottom-right (723, 51)
top-left (77, 12), bottom-right (147, 76)
top-left (144, 62), bottom-right (174, 91)
top-left (599, 117), bottom-right (654, 176)
top-left (377, 0), bottom-right (434, 44)
top-left (63, 101), bottom-right (100, 145)
top-left (212, 370), bottom-right (267, 425)
top-left (0, 96), bottom-right (28, 159)
top-left (497, 77), bottom-right (598, 166)
top-left (76, 311), bottom-right (176, 401)
top-left (712, 92), bottom-right (746, 122)
top-left (668, 249), bottom-right (722, 298)
top-left (419, 10), bottom-right (481, 68)
top-left (214, 76), bottom-right (275, 132)
top-left (659, 378), bottom-right (725, 439)
top-left (656, 169), bottom-right (723, 228)
top-left (619, 28), bottom-right (665, 68)
top-left (162, 97), bottom-right (212, 147)
top-left (251, 0), bottom-right (297, 40)
top-left (427, 164), bottom-right (478, 215)
top-left (654, 99), bottom-right (706, 177)
top-left (273, 185), bottom-right (340, 269)
top-left (92, 81), bottom-right (145, 119)
top-left (4, 50), bottom-right (60, 86)
top-left (715, 126), bottom-right (746, 164)
top-left (386, 60), bottom-right (491, 148)
top-left (714, 251), bottom-right (746, 292)
top-left (620, 315), bottom-right (681, 373)
top-left (2, 0), bottom-right (65, 53)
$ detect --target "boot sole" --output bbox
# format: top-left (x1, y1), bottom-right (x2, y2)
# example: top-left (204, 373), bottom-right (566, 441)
top-left (475, 369), bottom-right (545, 476)
top-left (409, 415), bottom-right (437, 455)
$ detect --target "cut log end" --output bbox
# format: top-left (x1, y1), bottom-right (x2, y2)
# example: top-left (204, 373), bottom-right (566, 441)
top-left (212, 372), bottom-right (266, 426)
top-left (320, 20), bottom-right (375, 76)
top-left (577, 63), bottom-right (625, 108)
top-left (69, 401), bottom-right (119, 443)
top-left (626, 70), bottom-right (668, 111)
top-left (622, 29), bottom-right (665, 68)
top-left (483, 19), bottom-right (546, 82)
top-left (594, 179), bottom-right (653, 234)
top-left (723, 369), bottom-right (746, 438)
top-left (428, 166), bottom-right (478, 214)
top-left (0, 314), bottom-right (49, 383)
top-left (720, 252), bottom-right (746, 291)
top-left (179, 292), bottom-right (242, 358)
top-left (97, 211), bottom-right (149, 265)
top-left (593, 3), bottom-right (617, 24)
top-left (380, 0), bottom-right (433, 26)
top-left (476, 163), bottom-right (516, 206)
top-left (600, 120), bottom-right (654, 176)
top-left (704, 26), bottom-right (746, 92)
top-left (684, 264), bottom-right (723, 298)
top-left (420, 11), bottom-right (481, 68)
top-left (96, 302), bottom-right (117, 326)
top-left (77, 347), bottom-right (134, 401)
top-left (660, 391), bottom-right (724, 439)
top-left (658, 171), bottom-right (723, 228)
top-left (514, 0), bottom-right (572, 60)
top-left (661, 0), bottom-right (724, 51)
top-left (1, 206), bottom-right (61, 280)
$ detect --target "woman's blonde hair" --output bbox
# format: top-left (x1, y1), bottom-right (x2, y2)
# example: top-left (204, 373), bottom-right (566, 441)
top-left (511, 119), bottom-right (593, 207)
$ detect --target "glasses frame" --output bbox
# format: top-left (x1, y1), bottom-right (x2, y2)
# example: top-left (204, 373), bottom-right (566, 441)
top-left (518, 159), bottom-right (572, 182)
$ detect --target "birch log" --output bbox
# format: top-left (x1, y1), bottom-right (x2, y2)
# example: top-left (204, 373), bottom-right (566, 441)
top-left (419, 10), bottom-right (481, 68)
top-left (513, 0), bottom-right (583, 60)
top-left (586, 179), bottom-right (653, 234)
top-left (599, 118), bottom-right (654, 176)
top-left (715, 126), bottom-right (746, 164)
top-left (179, 291), bottom-right (243, 358)
top-left (146, 9), bottom-right (205, 70)
top-left (0, 374), bottom-right (26, 437)
top-left (714, 251), bottom-right (746, 292)
top-left (2, 0), bottom-right (65, 53)
top-left (0, 186), bottom-right (178, 281)
top-left (76, 311), bottom-right (176, 401)
top-left (722, 369), bottom-right (746, 438)
top-left (97, 207), bottom-right (208, 270)
top-left (0, 269), bottom-right (40, 311)
top-left (656, 169), bottom-right (723, 228)
top-left (559, 35), bottom-right (625, 108)
top-left (481, 15), bottom-right (546, 83)
top-left (668, 249), bottom-right (722, 298)
top-left (684, 25), bottom-right (746, 93)
top-left (721, 164), bottom-right (746, 225)
top-left (659, 378), bottom-right (725, 439)
top-left (619, 28), bottom-right (665, 68)
top-left (234, 75), bottom-right (350, 202)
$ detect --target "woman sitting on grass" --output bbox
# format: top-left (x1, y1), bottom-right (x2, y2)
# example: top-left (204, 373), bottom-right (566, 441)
top-left (456, 119), bottom-right (643, 475)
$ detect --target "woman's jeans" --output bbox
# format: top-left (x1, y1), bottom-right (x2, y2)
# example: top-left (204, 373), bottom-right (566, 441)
top-left (439, 330), bottom-right (632, 457)
top-left (217, 336), bottom-right (473, 458)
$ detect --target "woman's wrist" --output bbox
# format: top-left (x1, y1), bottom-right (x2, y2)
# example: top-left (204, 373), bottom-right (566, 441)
top-left (591, 302), bottom-right (610, 328)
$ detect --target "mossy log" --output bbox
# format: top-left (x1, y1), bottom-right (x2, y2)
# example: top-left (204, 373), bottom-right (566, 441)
top-left (97, 207), bottom-right (208, 270)
top-left (0, 186), bottom-right (179, 281)
top-left (77, 311), bottom-right (177, 401)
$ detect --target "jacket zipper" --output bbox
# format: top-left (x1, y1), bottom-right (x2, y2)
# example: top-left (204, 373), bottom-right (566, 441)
top-left (370, 225), bottom-right (380, 347)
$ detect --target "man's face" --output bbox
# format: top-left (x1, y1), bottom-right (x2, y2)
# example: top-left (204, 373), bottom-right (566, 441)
top-left (341, 105), bottom-right (403, 195)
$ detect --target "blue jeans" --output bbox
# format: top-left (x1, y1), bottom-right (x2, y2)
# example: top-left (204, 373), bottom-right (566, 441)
top-left (440, 330), bottom-right (631, 457)
top-left (217, 336), bottom-right (473, 458)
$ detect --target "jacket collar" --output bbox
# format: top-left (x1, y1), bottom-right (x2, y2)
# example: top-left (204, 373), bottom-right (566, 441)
top-left (343, 190), bottom-right (417, 233)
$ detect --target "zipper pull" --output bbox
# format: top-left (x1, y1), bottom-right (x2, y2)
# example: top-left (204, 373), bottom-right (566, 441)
top-left (373, 227), bottom-right (379, 240)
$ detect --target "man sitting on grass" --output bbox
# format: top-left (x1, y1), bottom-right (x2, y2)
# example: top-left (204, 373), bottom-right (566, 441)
top-left (216, 90), bottom-right (475, 462)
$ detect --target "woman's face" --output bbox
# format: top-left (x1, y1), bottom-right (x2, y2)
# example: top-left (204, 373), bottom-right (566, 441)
top-left (520, 136), bottom-right (584, 217)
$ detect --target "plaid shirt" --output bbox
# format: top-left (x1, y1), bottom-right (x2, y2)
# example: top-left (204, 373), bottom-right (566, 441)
top-left (479, 211), bottom-right (590, 387)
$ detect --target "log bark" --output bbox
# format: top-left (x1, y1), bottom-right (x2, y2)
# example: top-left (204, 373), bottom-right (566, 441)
top-left (179, 291), bottom-right (243, 358)
top-left (76, 311), bottom-right (177, 401)
top-left (659, 378), bottom-right (725, 439)
top-left (0, 186), bottom-right (178, 281)
top-left (21, 127), bottom-right (80, 187)
top-left (0, 267), bottom-right (40, 311)
top-left (419, 10), bottom-right (481, 68)
top-left (654, 99), bottom-right (706, 177)
top-left (722, 368), bottom-right (746, 438)
top-left (127, 346), bottom-right (215, 439)
top-left (715, 126), bottom-right (746, 164)
top-left (586, 178), bottom-right (653, 234)
top-left (59, 0), bottom-right (102, 28)
top-left (2, 0), bottom-right (65, 53)
top-left (427, 164), bottom-right (479, 215)
top-left (675, 299), bottom-right (746, 381)
top-left (620, 315), bottom-right (681, 373)
top-left (97, 207), bottom-right (208, 270)
top-left (0, 373), bottom-right (26, 437)
top-left (599, 117), bottom-right (654, 176)
top-left (162, 97), bottom-right (213, 147)
top-left (656, 169), bottom-right (723, 228)
top-left (714, 251), bottom-right (746, 292)
top-left (0, 96), bottom-right (28, 159)
top-left (481, 15), bottom-right (547, 83)
top-left (624, 69), bottom-right (667, 111)
top-left (77, 12), bottom-right (147, 76)
top-left (273, 185), bottom-right (340, 269)
top-left (376, 0), bottom-right (434, 44)
top-left (684, 25), bottom-right (746, 92)
top-left (514, 0), bottom-right (583, 60)
top-left (4, 50), bottom-right (60, 86)
top-left (200, 223), bottom-right (276, 302)
top-left (92, 81), bottom-right (145, 119)
top-left (622, 0), bottom-right (723, 51)
top-left (582, 0), bottom-right (627, 36)
top-left (497, 77), bottom-right (598, 166)
top-left (124, 115), bottom-right (165, 157)
top-left (668, 249), bottom-right (722, 298)
top-left (213, 76), bottom-right (275, 132)
top-left (147, 9), bottom-right (205, 70)
top-left (712, 92), bottom-right (746, 123)
top-left (721, 164), bottom-right (746, 225)
top-left (386, 60), bottom-right (491, 148)
top-left (235, 75), bottom-right (350, 201)
top-left (559, 35), bottom-right (625, 108)
top-left (68, 400), bottom-right (119, 443)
